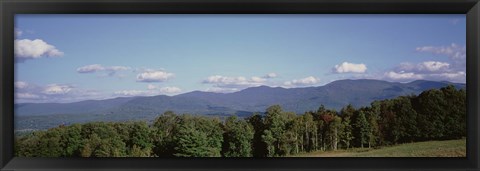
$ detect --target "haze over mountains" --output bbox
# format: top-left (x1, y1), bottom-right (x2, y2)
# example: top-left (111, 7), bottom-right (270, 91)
top-left (16, 79), bottom-right (465, 119)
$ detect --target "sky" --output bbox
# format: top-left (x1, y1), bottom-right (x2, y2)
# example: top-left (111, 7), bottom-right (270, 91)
top-left (14, 14), bottom-right (466, 103)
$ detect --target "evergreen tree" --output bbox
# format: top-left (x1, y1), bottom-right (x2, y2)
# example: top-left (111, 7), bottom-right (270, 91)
top-left (355, 111), bottom-right (370, 148)
top-left (173, 115), bottom-right (223, 157)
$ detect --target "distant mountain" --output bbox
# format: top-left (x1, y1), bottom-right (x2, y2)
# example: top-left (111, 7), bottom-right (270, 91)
top-left (15, 96), bottom-right (136, 116)
top-left (15, 79), bottom-right (465, 130)
top-left (176, 79), bottom-right (465, 114)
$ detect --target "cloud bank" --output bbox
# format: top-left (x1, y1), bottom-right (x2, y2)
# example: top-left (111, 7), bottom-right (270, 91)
top-left (384, 44), bottom-right (466, 83)
top-left (14, 81), bottom-right (105, 103)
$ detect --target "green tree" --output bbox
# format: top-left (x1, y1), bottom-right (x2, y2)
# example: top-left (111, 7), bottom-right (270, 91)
top-left (355, 110), bottom-right (370, 148)
top-left (62, 124), bottom-right (83, 156)
top-left (14, 85), bottom-right (466, 157)
top-left (366, 109), bottom-right (380, 148)
top-left (329, 116), bottom-right (343, 150)
top-left (289, 115), bottom-right (305, 153)
top-left (262, 130), bottom-right (276, 157)
top-left (302, 112), bottom-right (317, 152)
top-left (316, 107), bottom-right (337, 150)
top-left (129, 121), bottom-right (152, 151)
top-left (262, 105), bottom-right (289, 156)
top-left (375, 100), bottom-right (396, 145)
top-left (35, 127), bottom-right (64, 157)
top-left (173, 115), bottom-right (223, 157)
top-left (247, 113), bottom-right (268, 157)
top-left (414, 89), bottom-right (447, 140)
top-left (222, 116), bottom-right (254, 157)
top-left (340, 116), bottom-right (354, 149)
top-left (391, 96), bottom-right (418, 143)
top-left (174, 119), bottom-right (211, 157)
top-left (340, 104), bottom-right (355, 149)
top-left (151, 111), bottom-right (179, 157)
top-left (79, 122), bottom-right (127, 157)
top-left (441, 85), bottom-right (466, 139)
top-left (341, 104), bottom-right (356, 119)
top-left (130, 144), bottom-right (152, 157)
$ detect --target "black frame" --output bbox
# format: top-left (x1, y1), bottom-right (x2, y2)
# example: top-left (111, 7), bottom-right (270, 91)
top-left (1, 0), bottom-right (479, 170)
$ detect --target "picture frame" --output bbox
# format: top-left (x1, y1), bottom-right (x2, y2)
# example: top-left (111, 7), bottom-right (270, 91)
top-left (1, 0), bottom-right (479, 170)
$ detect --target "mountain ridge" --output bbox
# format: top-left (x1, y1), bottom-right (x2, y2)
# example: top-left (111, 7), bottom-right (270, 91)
top-left (16, 79), bottom-right (465, 117)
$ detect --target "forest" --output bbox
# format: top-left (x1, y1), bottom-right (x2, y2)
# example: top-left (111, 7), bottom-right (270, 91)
top-left (15, 85), bottom-right (466, 157)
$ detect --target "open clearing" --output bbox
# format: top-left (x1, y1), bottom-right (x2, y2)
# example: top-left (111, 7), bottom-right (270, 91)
top-left (292, 139), bottom-right (466, 157)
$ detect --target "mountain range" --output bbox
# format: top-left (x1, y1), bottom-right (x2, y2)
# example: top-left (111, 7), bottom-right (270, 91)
top-left (16, 79), bottom-right (465, 116)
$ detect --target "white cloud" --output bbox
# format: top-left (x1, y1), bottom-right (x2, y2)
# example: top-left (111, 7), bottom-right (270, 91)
top-left (437, 71), bottom-right (466, 79)
top-left (15, 82), bottom-right (47, 102)
top-left (159, 86), bottom-right (182, 94)
top-left (15, 81), bottom-right (28, 89)
top-left (284, 76), bottom-right (320, 87)
top-left (77, 64), bottom-right (131, 77)
top-left (387, 56), bottom-right (464, 83)
top-left (428, 71), bottom-right (466, 83)
top-left (15, 28), bottom-right (22, 37)
top-left (397, 61), bottom-right (450, 73)
top-left (146, 84), bottom-right (182, 94)
top-left (203, 75), bottom-right (245, 84)
top-left (42, 84), bottom-right (73, 95)
top-left (15, 93), bottom-right (41, 99)
top-left (137, 70), bottom-right (174, 82)
top-left (418, 61), bottom-right (450, 72)
top-left (416, 43), bottom-right (466, 60)
top-left (14, 82), bottom-right (110, 103)
top-left (77, 64), bottom-right (105, 73)
top-left (108, 66), bottom-right (130, 71)
top-left (263, 73), bottom-right (277, 79)
top-left (14, 39), bottom-right (64, 61)
top-left (251, 76), bottom-right (266, 83)
top-left (333, 62), bottom-right (367, 73)
top-left (384, 69), bottom-right (465, 83)
top-left (384, 71), bottom-right (423, 81)
top-left (202, 75), bottom-right (266, 88)
top-left (114, 86), bottom-right (182, 97)
top-left (114, 90), bottom-right (148, 96)
top-left (204, 87), bottom-right (239, 93)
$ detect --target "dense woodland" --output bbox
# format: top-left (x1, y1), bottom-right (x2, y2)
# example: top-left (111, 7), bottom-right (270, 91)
top-left (15, 85), bottom-right (466, 157)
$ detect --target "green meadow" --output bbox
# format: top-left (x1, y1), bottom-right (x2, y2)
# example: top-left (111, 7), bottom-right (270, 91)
top-left (293, 139), bottom-right (466, 157)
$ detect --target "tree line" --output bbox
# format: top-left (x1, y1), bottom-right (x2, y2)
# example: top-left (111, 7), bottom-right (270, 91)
top-left (15, 85), bottom-right (466, 157)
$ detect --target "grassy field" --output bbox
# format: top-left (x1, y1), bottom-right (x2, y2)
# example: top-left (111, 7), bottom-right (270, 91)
top-left (292, 139), bottom-right (466, 157)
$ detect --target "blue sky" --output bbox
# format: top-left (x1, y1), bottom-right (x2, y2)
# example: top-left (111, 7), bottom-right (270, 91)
top-left (14, 14), bottom-right (466, 103)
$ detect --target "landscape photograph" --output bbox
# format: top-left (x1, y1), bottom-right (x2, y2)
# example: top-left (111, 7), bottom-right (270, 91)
top-left (14, 14), bottom-right (466, 157)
